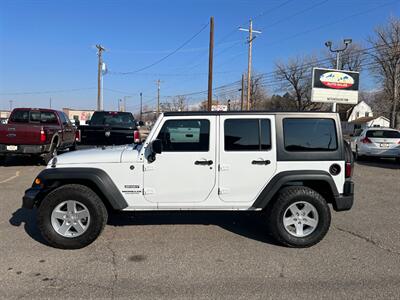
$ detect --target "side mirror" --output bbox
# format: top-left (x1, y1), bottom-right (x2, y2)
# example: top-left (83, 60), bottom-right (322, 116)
top-left (151, 139), bottom-right (163, 154)
top-left (138, 121), bottom-right (144, 126)
top-left (85, 120), bottom-right (90, 125)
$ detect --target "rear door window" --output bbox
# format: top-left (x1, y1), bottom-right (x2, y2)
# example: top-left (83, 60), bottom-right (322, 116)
top-left (283, 118), bottom-right (337, 151)
top-left (224, 119), bottom-right (271, 151)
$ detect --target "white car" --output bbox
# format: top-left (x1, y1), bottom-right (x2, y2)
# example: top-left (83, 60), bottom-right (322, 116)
top-left (23, 112), bottom-right (354, 249)
top-left (351, 127), bottom-right (400, 161)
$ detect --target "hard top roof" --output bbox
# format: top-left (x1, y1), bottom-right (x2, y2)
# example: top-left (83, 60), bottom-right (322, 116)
top-left (163, 110), bottom-right (338, 117)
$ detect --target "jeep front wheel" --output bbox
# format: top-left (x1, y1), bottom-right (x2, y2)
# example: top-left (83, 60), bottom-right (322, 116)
top-left (37, 184), bottom-right (108, 249)
top-left (268, 186), bottom-right (331, 248)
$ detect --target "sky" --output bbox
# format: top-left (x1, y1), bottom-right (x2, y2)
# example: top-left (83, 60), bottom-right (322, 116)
top-left (0, 0), bottom-right (399, 112)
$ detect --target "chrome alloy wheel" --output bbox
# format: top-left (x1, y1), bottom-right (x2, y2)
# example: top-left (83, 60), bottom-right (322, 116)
top-left (51, 200), bottom-right (90, 238)
top-left (283, 201), bottom-right (319, 238)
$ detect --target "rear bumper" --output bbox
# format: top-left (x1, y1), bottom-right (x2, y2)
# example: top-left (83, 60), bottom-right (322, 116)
top-left (359, 146), bottom-right (400, 158)
top-left (22, 187), bottom-right (41, 209)
top-left (0, 144), bottom-right (51, 155)
top-left (332, 181), bottom-right (354, 211)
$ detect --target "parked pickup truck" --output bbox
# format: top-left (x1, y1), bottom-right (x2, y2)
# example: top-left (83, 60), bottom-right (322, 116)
top-left (77, 111), bottom-right (142, 146)
top-left (0, 108), bottom-right (77, 164)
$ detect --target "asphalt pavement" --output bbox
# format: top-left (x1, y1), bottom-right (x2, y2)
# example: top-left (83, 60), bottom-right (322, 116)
top-left (0, 156), bottom-right (399, 299)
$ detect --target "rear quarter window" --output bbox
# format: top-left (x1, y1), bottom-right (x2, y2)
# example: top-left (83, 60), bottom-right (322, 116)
top-left (283, 118), bottom-right (338, 151)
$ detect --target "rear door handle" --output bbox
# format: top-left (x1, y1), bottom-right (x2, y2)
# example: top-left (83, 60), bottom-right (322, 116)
top-left (195, 160), bottom-right (213, 166)
top-left (252, 160), bottom-right (271, 165)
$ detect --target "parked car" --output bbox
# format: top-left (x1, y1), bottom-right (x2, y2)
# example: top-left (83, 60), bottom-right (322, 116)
top-left (0, 108), bottom-right (77, 164)
top-left (23, 111), bottom-right (354, 249)
top-left (77, 111), bottom-right (142, 146)
top-left (351, 127), bottom-right (400, 161)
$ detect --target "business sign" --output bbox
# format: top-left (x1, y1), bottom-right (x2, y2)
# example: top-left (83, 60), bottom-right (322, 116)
top-left (211, 104), bottom-right (228, 111)
top-left (311, 68), bottom-right (359, 104)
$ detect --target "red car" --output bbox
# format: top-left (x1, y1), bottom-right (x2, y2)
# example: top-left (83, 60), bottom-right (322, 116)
top-left (0, 108), bottom-right (77, 164)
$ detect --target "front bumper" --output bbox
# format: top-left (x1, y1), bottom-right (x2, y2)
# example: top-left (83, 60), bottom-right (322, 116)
top-left (332, 181), bottom-right (354, 211)
top-left (22, 187), bottom-right (41, 209)
top-left (0, 144), bottom-right (51, 155)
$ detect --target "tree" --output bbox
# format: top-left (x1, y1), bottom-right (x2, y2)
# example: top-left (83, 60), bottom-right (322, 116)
top-left (245, 73), bottom-right (269, 110)
top-left (368, 17), bottom-right (400, 128)
top-left (274, 55), bottom-right (321, 111)
top-left (160, 95), bottom-right (188, 112)
top-left (324, 42), bottom-right (364, 71)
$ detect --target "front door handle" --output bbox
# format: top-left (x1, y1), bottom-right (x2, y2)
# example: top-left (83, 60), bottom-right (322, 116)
top-left (195, 160), bottom-right (213, 166)
top-left (252, 160), bottom-right (271, 165)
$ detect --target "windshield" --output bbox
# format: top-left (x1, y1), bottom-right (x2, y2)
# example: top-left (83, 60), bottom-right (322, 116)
top-left (366, 130), bottom-right (400, 138)
top-left (90, 112), bottom-right (135, 126)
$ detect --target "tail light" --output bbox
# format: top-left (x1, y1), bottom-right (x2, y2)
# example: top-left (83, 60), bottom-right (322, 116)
top-left (75, 130), bottom-right (81, 142)
top-left (40, 128), bottom-right (46, 143)
top-left (361, 137), bottom-right (372, 144)
top-left (345, 162), bottom-right (352, 178)
top-left (134, 130), bottom-right (140, 143)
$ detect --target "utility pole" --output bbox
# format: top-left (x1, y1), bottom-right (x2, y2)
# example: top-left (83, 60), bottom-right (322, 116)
top-left (9, 100), bottom-right (13, 111)
top-left (140, 92), bottom-right (143, 121)
top-left (156, 80), bottom-right (161, 117)
top-left (96, 44), bottom-right (106, 111)
top-left (49, 97), bottom-right (52, 108)
top-left (325, 39), bottom-right (352, 112)
top-left (240, 74), bottom-right (245, 111)
top-left (118, 99), bottom-right (122, 111)
top-left (240, 20), bottom-right (261, 111)
top-left (392, 61), bottom-right (399, 128)
top-left (123, 96), bottom-right (131, 112)
top-left (207, 16), bottom-right (214, 112)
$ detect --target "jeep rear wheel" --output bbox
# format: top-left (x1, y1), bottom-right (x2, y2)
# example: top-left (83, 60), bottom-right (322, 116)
top-left (37, 184), bottom-right (108, 249)
top-left (268, 186), bottom-right (331, 248)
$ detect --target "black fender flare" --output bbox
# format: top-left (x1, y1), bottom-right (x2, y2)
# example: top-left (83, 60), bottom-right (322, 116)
top-left (36, 167), bottom-right (128, 210)
top-left (251, 170), bottom-right (339, 209)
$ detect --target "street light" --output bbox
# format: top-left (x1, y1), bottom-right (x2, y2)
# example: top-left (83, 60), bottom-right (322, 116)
top-left (324, 38), bottom-right (353, 112)
top-left (325, 38), bottom-right (352, 70)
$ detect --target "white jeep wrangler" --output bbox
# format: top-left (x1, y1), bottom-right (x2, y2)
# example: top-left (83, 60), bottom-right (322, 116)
top-left (23, 112), bottom-right (354, 249)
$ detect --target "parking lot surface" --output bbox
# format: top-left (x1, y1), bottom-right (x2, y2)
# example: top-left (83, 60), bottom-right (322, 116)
top-left (0, 157), bottom-right (399, 299)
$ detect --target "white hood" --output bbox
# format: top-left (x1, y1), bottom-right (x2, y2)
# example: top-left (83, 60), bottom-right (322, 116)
top-left (54, 146), bottom-right (128, 165)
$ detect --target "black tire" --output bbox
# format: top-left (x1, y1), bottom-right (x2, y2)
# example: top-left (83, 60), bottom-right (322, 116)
top-left (37, 184), bottom-right (108, 249)
top-left (267, 186), bottom-right (331, 248)
top-left (0, 155), bottom-right (5, 165)
top-left (69, 142), bottom-right (77, 151)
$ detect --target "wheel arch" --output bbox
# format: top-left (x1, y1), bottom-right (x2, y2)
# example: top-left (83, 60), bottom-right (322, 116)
top-left (51, 134), bottom-right (60, 148)
top-left (35, 168), bottom-right (128, 211)
top-left (252, 171), bottom-right (339, 210)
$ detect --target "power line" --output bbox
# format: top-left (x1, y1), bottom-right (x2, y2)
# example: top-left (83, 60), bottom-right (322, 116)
top-left (259, 0), bottom-right (329, 31)
top-left (266, 0), bottom-right (398, 47)
top-left (110, 22), bottom-right (209, 75)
